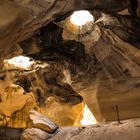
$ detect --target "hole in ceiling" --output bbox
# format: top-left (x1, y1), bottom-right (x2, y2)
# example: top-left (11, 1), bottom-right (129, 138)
top-left (62, 10), bottom-right (95, 40)
top-left (70, 10), bottom-right (94, 26)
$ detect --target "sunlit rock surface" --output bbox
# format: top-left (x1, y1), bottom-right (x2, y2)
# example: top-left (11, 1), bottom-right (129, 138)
top-left (1, 0), bottom-right (140, 133)
top-left (81, 82), bottom-right (140, 122)
top-left (22, 128), bottom-right (53, 140)
top-left (0, 0), bottom-right (131, 66)
top-left (0, 84), bottom-right (36, 128)
top-left (22, 110), bottom-right (59, 140)
top-left (0, 56), bottom-right (84, 128)
top-left (29, 110), bottom-right (59, 133)
top-left (40, 97), bottom-right (84, 126)
top-left (4, 56), bottom-right (35, 70)
top-left (0, 83), bottom-right (84, 128)
top-left (1, 7), bottom-right (140, 124)
top-left (22, 117), bottom-right (140, 140)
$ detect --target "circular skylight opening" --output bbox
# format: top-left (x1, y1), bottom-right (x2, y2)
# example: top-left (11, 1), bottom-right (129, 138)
top-left (70, 10), bottom-right (94, 26)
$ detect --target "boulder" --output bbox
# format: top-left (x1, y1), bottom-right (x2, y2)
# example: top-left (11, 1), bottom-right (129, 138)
top-left (29, 109), bottom-right (59, 133)
top-left (22, 128), bottom-right (53, 140)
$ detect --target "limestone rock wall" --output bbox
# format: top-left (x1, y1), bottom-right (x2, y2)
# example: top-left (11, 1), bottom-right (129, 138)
top-left (0, 85), bottom-right (84, 128)
top-left (0, 0), bottom-right (140, 127)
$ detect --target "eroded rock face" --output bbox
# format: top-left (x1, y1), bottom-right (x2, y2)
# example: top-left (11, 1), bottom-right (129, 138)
top-left (0, 0), bottom-right (132, 66)
top-left (22, 110), bottom-right (59, 140)
top-left (0, 55), bottom-right (84, 128)
top-left (29, 110), bottom-right (59, 133)
top-left (49, 119), bottom-right (140, 140)
top-left (22, 115), bottom-right (140, 140)
top-left (25, 10), bottom-right (140, 122)
top-left (41, 97), bottom-right (84, 126)
top-left (22, 128), bottom-right (53, 140)
top-left (0, 84), bottom-right (84, 128)
top-left (0, 84), bottom-right (37, 128)
top-left (1, 0), bottom-right (140, 126)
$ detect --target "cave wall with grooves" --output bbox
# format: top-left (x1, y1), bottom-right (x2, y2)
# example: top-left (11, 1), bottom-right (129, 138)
top-left (0, 0), bottom-right (140, 131)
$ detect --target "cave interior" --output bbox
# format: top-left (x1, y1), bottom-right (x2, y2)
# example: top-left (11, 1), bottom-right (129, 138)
top-left (0, 0), bottom-right (140, 140)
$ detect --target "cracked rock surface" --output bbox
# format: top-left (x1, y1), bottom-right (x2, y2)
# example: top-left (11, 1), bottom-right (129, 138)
top-left (1, 0), bottom-right (140, 133)
top-left (22, 114), bottom-right (140, 140)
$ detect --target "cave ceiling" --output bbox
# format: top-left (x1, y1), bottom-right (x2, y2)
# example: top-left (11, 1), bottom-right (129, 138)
top-left (0, 0), bottom-right (140, 123)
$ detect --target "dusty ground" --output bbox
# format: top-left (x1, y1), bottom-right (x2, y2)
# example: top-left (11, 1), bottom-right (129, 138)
top-left (22, 118), bottom-right (140, 140)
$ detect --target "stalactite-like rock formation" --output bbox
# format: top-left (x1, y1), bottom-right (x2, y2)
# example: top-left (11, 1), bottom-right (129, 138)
top-left (1, 1), bottom-right (140, 140)
top-left (0, 0), bottom-right (131, 66)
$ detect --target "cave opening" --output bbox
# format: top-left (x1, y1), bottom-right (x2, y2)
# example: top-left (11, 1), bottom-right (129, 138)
top-left (2, 55), bottom-right (97, 128)
top-left (70, 10), bottom-right (94, 26)
top-left (0, 0), bottom-right (140, 140)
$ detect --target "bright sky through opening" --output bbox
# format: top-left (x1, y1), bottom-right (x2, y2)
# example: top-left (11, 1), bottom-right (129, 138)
top-left (70, 10), bottom-right (94, 26)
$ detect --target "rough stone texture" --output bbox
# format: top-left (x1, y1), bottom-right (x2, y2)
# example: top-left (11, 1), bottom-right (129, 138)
top-left (26, 11), bottom-right (140, 122)
top-left (0, 58), bottom-right (84, 128)
top-left (41, 97), bottom-right (84, 126)
top-left (1, 0), bottom-right (140, 128)
top-left (51, 119), bottom-right (140, 140)
top-left (29, 109), bottom-right (59, 133)
top-left (0, 72), bottom-right (83, 128)
top-left (22, 118), bottom-right (140, 140)
top-left (1, 7), bottom-right (140, 123)
top-left (0, 0), bottom-right (131, 66)
top-left (0, 84), bottom-right (36, 128)
top-left (0, 127), bottom-right (23, 140)
top-left (81, 83), bottom-right (140, 122)
top-left (22, 128), bottom-right (53, 140)
top-left (0, 83), bottom-right (83, 128)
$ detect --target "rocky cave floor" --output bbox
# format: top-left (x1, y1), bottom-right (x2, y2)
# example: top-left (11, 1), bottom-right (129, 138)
top-left (1, 110), bottom-right (140, 140)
